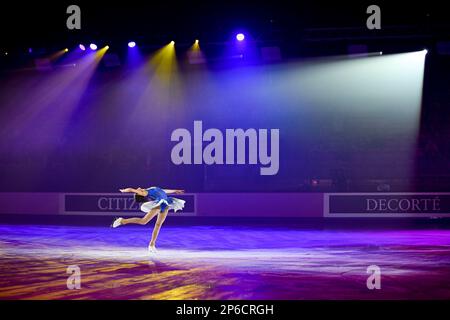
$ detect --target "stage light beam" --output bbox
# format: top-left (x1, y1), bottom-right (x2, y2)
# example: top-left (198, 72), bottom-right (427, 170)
top-left (128, 41), bottom-right (136, 48)
top-left (187, 38), bottom-right (205, 64)
top-left (138, 41), bottom-right (181, 108)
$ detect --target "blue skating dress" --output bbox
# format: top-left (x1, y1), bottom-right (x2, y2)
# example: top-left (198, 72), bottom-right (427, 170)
top-left (140, 186), bottom-right (185, 213)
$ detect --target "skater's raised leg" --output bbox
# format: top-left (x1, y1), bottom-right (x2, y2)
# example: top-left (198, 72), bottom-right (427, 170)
top-left (113, 208), bottom-right (159, 227)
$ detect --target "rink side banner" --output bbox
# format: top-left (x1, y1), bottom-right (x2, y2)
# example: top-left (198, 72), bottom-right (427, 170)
top-left (0, 192), bottom-right (323, 217)
top-left (324, 193), bottom-right (450, 217)
top-left (62, 193), bottom-right (196, 216)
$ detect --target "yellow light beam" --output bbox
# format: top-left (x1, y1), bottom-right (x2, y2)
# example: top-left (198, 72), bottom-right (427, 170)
top-left (147, 42), bottom-right (179, 86)
top-left (186, 39), bottom-right (205, 65)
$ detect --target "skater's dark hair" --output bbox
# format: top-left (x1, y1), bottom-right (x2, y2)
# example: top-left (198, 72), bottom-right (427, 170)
top-left (134, 194), bottom-right (146, 203)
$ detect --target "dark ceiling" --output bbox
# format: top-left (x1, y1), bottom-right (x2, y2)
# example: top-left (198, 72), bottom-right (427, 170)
top-left (0, 1), bottom-right (447, 45)
top-left (0, 1), bottom-right (448, 63)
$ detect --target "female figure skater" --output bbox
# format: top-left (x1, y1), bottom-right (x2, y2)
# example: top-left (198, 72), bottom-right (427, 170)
top-left (112, 186), bottom-right (185, 252)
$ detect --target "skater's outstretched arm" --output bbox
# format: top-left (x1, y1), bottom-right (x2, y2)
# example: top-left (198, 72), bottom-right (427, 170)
top-left (119, 187), bottom-right (147, 196)
top-left (162, 189), bottom-right (185, 194)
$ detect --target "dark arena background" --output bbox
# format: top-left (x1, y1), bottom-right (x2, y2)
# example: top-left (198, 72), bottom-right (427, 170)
top-left (1, 1), bottom-right (450, 307)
